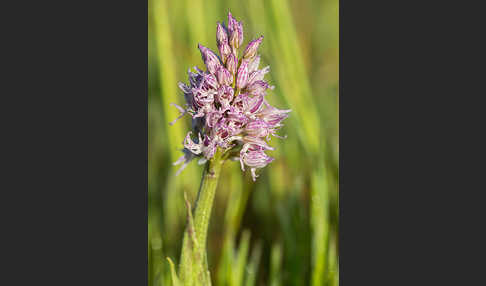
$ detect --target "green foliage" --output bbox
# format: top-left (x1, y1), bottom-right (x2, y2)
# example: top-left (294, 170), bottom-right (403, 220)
top-left (269, 243), bottom-right (283, 286)
top-left (244, 241), bottom-right (262, 286)
top-left (149, 0), bottom-right (338, 284)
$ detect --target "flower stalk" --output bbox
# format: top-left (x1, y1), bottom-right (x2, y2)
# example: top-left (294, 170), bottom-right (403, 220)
top-left (178, 149), bottom-right (225, 285)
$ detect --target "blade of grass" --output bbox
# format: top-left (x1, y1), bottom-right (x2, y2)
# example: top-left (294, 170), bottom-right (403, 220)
top-left (311, 162), bottom-right (330, 286)
top-left (149, 237), bottom-right (154, 286)
top-left (183, 0), bottom-right (207, 50)
top-left (269, 242), bottom-right (283, 286)
top-left (152, 0), bottom-right (186, 162)
top-left (217, 163), bottom-right (245, 286)
top-left (149, 221), bottom-right (166, 286)
top-left (216, 235), bottom-right (234, 286)
top-left (230, 230), bottom-right (251, 286)
top-left (328, 234), bottom-right (338, 286)
top-left (223, 163), bottom-right (250, 238)
top-left (266, 0), bottom-right (320, 155)
top-left (244, 241), bottom-right (262, 286)
top-left (167, 257), bottom-right (182, 286)
top-left (152, 0), bottom-right (201, 253)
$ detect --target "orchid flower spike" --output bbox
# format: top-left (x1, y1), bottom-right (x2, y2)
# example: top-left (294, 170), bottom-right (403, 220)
top-left (170, 11), bottom-right (291, 181)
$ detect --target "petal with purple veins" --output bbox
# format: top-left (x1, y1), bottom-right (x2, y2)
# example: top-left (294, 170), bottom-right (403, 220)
top-left (216, 22), bottom-right (228, 46)
top-left (198, 44), bottom-right (221, 74)
top-left (243, 36), bottom-right (263, 60)
top-left (226, 54), bottom-right (237, 75)
top-left (247, 66), bottom-right (270, 86)
top-left (236, 59), bottom-right (249, 90)
top-left (246, 80), bottom-right (269, 96)
top-left (183, 132), bottom-right (203, 155)
top-left (248, 55), bottom-right (261, 73)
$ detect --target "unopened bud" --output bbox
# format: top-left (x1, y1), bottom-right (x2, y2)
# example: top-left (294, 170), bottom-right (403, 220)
top-left (227, 12), bottom-right (243, 49)
top-left (198, 44), bottom-right (221, 74)
top-left (204, 73), bottom-right (219, 90)
top-left (243, 36), bottom-right (263, 60)
top-left (216, 66), bottom-right (233, 86)
top-left (218, 42), bottom-right (231, 64)
top-left (216, 22), bottom-right (228, 46)
top-left (236, 59), bottom-right (249, 90)
top-left (226, 54), bottom-right (237, 75)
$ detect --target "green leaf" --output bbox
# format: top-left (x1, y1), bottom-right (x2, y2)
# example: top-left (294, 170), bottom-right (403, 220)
top-left (269, 243), bottom-right (283, 286)
top-left (167, 257), bottom-right (182, 286)
top-left (231, 230), bottom-right (251, 286)
top-left (244, 241), bottom-right (262, 286)
top-left (311, 165), bottom-right (330, 286)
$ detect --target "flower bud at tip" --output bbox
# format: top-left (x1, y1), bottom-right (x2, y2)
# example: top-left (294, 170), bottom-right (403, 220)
top-left (226, 54), bottom-right (237, 75)
top-left (243, 36), bottom-right (263, 60)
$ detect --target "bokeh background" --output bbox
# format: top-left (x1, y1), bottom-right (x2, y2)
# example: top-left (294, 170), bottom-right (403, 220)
top-left (148, 0), bottom-right (338, 285)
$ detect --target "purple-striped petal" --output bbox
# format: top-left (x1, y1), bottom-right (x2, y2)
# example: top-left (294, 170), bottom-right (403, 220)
top-left (236, 59), bottom-right (249, 90)
top-left (216, 22), bottom-right (228, 46)
top-left (203, 73), bottom-right (219, 89)
top-left (218, 42), bottom-right (231, 64)
top-left (184, 132), bottom-right (203, 155)
top-left (246, 80), bottom-right (269, 96)
top-left (216, 85), bottom-right (234, 110)
top-left (247, 66), bottom-right (270, 86)
top-left (242, 136), bottom-right (274, 150)
top-left (226, 54), bottom-right (237, 75)
top-left (248, 55), bottom-right (260, 73)
top-left (216, 66), bottom-right (233, 86)
top-left (240, 148), bottom-right (274, 170)
top-left (227, 12), bottom-right (243, 49)
top-left (245, 119), bottom-right (270, 137)
top-left (242, 94), bottom-right (264, 114)
top-left (205, 110), bottom-right (223, 128)
top-left (243, 36), bottom-right (263, 60)
top-left (198, 44), bottom-right (221, 74)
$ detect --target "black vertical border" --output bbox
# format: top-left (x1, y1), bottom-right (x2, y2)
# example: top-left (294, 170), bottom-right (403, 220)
top-left (339, 0), bottom-right (456, 284)
top-left (4, 0), bottom-right (149, 284)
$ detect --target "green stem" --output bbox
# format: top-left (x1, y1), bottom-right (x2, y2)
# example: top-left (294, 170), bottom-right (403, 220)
top-left (179, 150), bottom-right (225, 284)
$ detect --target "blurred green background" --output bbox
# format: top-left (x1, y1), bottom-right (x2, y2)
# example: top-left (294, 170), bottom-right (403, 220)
top-left (148, 0), bottom-right (338, 285)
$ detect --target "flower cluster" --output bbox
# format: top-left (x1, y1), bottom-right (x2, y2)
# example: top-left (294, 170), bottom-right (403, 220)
top-left (171, 12), bottom-right (290, 181)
